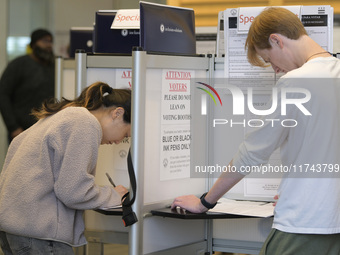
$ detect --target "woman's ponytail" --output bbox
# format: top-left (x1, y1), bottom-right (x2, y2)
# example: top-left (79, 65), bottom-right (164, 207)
top-left (32, 82), bottom-right (131, 122)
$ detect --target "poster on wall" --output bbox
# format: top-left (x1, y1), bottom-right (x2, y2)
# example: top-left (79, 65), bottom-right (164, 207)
top-left (223, 5), bottom-right (333, 78)
top-left (160, 69), bottom-right (194, 181)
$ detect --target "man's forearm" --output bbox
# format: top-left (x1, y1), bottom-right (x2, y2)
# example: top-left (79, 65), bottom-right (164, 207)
top-left (204, 161), bottom-right (245, 204)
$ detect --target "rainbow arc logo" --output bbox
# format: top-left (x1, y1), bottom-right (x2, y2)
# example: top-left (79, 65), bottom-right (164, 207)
top-left (196, 82), bottom-right (222, 115)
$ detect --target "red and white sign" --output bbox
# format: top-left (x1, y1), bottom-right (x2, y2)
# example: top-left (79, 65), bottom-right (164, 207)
top-left (237, 6), bottom-right (301, 33)
top-left (111, 9), bottom-right (140, 29)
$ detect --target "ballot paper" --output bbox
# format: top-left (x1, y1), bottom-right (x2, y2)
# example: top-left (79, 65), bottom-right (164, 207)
top-left (209, 198), bottom-right (274, 218)
top-left (98, 205), bottom-right (122, 210)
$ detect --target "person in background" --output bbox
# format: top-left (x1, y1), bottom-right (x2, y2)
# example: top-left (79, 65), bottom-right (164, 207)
top-left (0, 28), bottom-right (55, 143)
top-left (0, 82), bottom-right (130, 254)
top-left (172, 7), bottom-right (340, 255)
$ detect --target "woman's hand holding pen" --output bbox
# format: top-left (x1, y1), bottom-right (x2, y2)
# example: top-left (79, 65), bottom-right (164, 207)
top-left (105, 172), bottom-right (128, 200)
top-left (114, 185), bottom-right (128, 199)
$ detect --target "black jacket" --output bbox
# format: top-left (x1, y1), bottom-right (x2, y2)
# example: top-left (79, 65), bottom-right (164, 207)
top-left (0, 55), bottom-right (55, 133)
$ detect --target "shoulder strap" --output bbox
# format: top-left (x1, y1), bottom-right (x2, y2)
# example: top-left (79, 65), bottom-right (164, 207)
top-left (121, 148), bottom-right (138, 226)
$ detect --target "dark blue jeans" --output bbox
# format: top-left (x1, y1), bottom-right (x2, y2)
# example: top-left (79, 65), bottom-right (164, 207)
top-left (0, 231), bottom-right (74, 255)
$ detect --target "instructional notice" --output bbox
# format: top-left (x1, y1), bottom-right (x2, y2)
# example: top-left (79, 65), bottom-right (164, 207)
top-left (115, 69), bottom-right (132, 88)
top-left (224, 5), bottom-right (333, 78)
top-left (160, 69), bottom-right (194, 180)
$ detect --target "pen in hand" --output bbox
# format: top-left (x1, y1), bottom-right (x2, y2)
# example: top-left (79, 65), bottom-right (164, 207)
top-left (105, 172), bottom-right (116, 187)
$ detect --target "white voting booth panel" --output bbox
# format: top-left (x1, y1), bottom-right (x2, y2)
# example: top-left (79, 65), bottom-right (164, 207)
top-left (54, 56), bottom-right (130, 244)
top-left (131, 51), bottom-right (209, 254)
top-left (55, 55), bottom-right (133, 234)
top-left (71, 55), bottom-right (133, 235)
top-left (86, 65), bottom-right (133, 199)
top-left (207, 58), bottom-right (273, 254)
top-left (71, 52), bottom-right (210, 254)
top-left (143, 69), bottom-right (208, 205)
top-left (210, 58), bottom-right (263, 201)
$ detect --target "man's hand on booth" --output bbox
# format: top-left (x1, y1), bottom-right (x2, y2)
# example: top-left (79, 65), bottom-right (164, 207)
top-left (171, 194), bottom-right (209, 213)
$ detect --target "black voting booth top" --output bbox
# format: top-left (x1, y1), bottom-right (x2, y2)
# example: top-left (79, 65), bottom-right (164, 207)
top-left (95, 207), bottom-right (259, 219)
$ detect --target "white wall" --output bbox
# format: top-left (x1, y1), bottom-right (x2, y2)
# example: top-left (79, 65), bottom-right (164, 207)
top-left (50, 0), bottom-right (166, 57)
top-left (8, 0), bottom-right (50, 36)
top-left (50, 0), bottom-right (114, 57)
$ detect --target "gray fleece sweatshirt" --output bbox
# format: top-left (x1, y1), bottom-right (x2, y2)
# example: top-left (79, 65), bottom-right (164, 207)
top-left (0, 107), bottom-right (121, 246)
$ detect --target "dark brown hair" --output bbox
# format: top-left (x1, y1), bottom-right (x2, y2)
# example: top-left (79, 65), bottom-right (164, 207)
top-left (32, 82), bottom-right (131, 123)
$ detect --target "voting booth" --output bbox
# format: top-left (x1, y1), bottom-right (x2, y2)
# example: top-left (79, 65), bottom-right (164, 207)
top-left (139, 1), bottom-right (196, 55)
top-left (66, 4), bottom-right (209, 254)
top-left (55, 45), bottom-right (275, 255)
top-left (54, 4), bottom-right (334, 255)
top-left (93, 10), bottom-right (139, 54)
top-left (70, 50), bottom-right (209, 255)
top-left (69, 27), bottom-right (94, 58)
